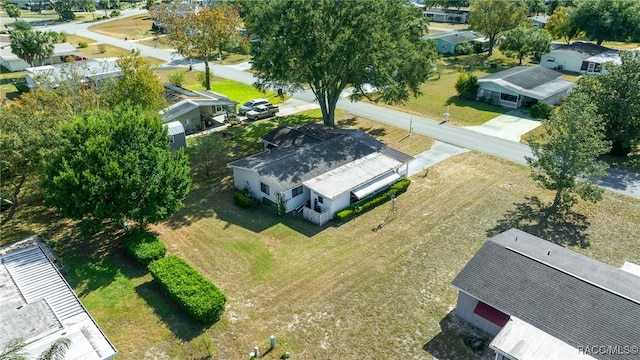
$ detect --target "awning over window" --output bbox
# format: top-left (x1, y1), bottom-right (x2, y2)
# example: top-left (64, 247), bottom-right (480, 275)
top-left (351, 172), bottom-right (400, 201)
top-left (474, 301), bottom-right (510, 327)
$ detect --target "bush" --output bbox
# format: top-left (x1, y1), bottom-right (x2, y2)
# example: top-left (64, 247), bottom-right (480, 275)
top-left (168, 71), bottom-right (184, 87)
top-left (110, 9), bottom-right (121, 17)
top-left (334, 178), bottom-right (411, 222)
top-left (234, 190), bottom-right (256, 209)
top-left (13, 20), bottom-right (32, 31)
top-left (530, 103), bottom-right (553, 120)
top-left (15, 83), bottom-right (30, 93)
top-left (78, 41), bottom-right (89, 48)
top-left (148, 255), bottom-right (226, 324)
top-left (122, 229), bottom-right (166, 266)
top-left (472, 40), bottom-right (484, 54)
top-left (455, 71), bottom-right (479, 100)
top-left (455, 42), bottom-right (473, 56)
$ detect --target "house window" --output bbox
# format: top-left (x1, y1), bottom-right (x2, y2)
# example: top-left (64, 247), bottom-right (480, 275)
top-left (170, 135), bottom-right (175, 144)
top-left (292, 186), bottom-right (303, 197)
top-left (260, 182), bottom-right (270, 195)
top-left (546, 56), bottom-right (555, 62)
top-left (317, 196), bottom-right (324, 204)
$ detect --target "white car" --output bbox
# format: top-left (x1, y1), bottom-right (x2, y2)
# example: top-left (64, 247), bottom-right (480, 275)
top-left (238, 98), bottom-right (270, 115)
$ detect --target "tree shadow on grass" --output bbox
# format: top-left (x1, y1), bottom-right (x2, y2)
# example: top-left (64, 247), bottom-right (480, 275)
top-left (487, 196), bottom-right (590, 248)
top-left (134, 280), bottom-right (206, 342)
top-left (423, 311), bottom-right (493, 359)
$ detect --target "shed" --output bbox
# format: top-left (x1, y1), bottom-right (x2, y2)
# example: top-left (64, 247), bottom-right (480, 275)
top-left (477, 66), bottom-right (574, 108)
top-left (451, 228), bottom-right (640, 360)
top-left (160, 87), bottom-right (238, 135)
top-left (165, 121), bottom-right (186, 151)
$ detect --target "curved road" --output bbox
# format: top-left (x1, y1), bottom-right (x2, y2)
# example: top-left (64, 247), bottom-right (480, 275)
top-left (32, 10), bottom-right (640, 200)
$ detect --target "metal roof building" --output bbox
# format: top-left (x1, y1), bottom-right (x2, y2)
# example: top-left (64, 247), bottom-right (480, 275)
top-left (0, 237), bottom-right (117, 359)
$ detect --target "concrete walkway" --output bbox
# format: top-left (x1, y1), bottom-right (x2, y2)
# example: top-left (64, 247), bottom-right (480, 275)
top-left (408, 142), bottom-right (469, 177)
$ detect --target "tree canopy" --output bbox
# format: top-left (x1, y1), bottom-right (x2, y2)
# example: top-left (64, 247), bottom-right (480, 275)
top-left (42, 105), bottom-right (191, 232)
top-left (151, 3), bottom-right (242, 90)
top-left (246, 0), bottom-right (436, 127)
top-left (499, 25), bottom-right (551, 64)
top-left (5, 3), bottom-right (21, 20)
top-left (469, 0), bottom-right (527, 56)
top-left (10, 29), bottom-right (61, 67)
top-left (525, 93), bottom-right (610, 212)
top-left (569, 51), bottom-right (640, 156)
top-left (545, 6), bottom-right (578, 44)
top-left (570, 0), bottom-right (640, 45)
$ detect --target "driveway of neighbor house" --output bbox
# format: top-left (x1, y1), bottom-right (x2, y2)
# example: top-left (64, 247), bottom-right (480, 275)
top-left (464, 109), bottom-right (541, 142)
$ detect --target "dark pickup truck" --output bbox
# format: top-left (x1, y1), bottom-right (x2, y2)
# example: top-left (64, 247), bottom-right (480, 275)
top-left (245, 104), bottom-right (280, 121)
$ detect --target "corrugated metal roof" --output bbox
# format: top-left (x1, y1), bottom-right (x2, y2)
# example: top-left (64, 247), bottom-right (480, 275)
top-left (452, 229), bottom-right (640, 360)
top-left (3, 246), bottom-right (84, 321)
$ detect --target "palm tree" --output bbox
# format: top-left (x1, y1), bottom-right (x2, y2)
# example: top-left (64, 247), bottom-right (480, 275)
top-left (0, 338), bottom-right (71, 360)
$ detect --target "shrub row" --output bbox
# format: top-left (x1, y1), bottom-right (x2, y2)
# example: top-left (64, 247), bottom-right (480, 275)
top-left (148, 255), bottom-right (227, 324)
top-left (530, 103), bottom-right (554, 120)
top-left (334, 178), bottom-right (411, 222)
top-left (122, 229), bottom-right (166, 266)
top-left (234, 190), bottom-right (256, 209)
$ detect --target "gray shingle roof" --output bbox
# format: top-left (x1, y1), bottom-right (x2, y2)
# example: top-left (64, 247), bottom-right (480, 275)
top-left (430, 31), bottom-right (481, 45)
top-left (480, 66), bottom-right (562, 89)
top-left (551, 42), bottom-right (617, 60)
top-left (452, 229), bottom-right (640, 360)
top-left (228, 125), bottom-right (413, 193)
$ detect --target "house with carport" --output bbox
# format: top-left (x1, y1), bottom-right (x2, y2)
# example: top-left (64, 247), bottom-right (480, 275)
top-left (160, 84), bottom-right (238, 135)
top-left (426, 31), bottom-right (489, 55)
top-left (541, 42), bottom-right (621, 74)
top-left (0, 42), bottom-right (80, 72)
top-left (477, 66), bottom-right (574, 109)
top-left (451, 228), bottom-right (640, 360)
top-left (227, 124), bottom-right (413, 225)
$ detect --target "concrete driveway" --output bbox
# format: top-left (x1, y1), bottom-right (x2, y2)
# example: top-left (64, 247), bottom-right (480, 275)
top-left (465, 109), bottom-right (542, 143)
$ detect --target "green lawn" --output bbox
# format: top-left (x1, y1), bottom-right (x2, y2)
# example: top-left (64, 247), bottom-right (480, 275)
top-left (3, 110), bottom-right (639, 359)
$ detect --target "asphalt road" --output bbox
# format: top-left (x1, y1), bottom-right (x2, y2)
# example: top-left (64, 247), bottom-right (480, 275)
top-left (24, 10), bottom-right (640, 200)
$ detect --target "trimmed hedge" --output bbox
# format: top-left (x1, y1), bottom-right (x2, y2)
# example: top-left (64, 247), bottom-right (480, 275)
top-left (334, 178), bottom-right (411, 222)
top-left (122, 229), bottom-right (166, 266)
top-left (234, 190), bottom-right (256, 208)
top-left (148, 255), bottom-right (226, 324)
top-left (530, 103), bottom-right (553, 120)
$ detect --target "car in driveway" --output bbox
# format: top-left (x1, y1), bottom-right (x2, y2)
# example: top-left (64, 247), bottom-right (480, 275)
top-left (246, 104), bottom-right (279, 121)
top-left (238, 98), bottom-right (270, 115)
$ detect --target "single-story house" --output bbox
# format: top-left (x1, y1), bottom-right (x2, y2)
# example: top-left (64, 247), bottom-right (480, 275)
top-left (160, 84), bottom-right (238, 135)
top-left (423, 8), bottom-right (470, 24)
top-left (165, 121), bottom-right (186, 151)
top-left (25, 59), bottom-right (122, 90)
top-left (426, 31), bottom-right (489, 55)
top-left (477, 66), bottom-right (575, 109)
top-left (227, 124), bottom-right (413, 225)
top-left (0, 42), bottom-right (79, 72)
top-left (541, 42), bottom-right (621, 74)
top-left (531, 15), bottom-right (549, 28)
top-left (0, 236), bottom-right (117, 359)
top-left (451, 228), bottom-right (640, 360)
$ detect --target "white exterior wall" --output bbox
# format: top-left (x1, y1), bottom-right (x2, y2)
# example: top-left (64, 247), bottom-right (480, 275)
top-left (455, 291), bottom-right (505, 336)
top-left (329, 192), bottom-right (351, 216)
top-left (284, 186), bottom-right (309, 213)
top-left (541, 52), bottom-right (583, 73)
top-left (232, 168), bottom-right (262, 199)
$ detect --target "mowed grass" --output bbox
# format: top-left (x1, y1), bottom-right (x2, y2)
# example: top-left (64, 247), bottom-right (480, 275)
top-left (3, 111), bottom-right (640, 359)
top-left (64, 34), bottom-right (133, 59)
top-left (88, 13), bottom-right (155, 40)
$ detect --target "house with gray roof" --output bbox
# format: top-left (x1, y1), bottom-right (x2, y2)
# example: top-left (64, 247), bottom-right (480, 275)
top-left (422, 8), bottom-right (469, 24)
top-left (160, 84), bottom-right (238, 135)
top-left (426, 31), bottom-right (489, 55)
top-left (452, 228), bottom-right (640, 360)
top-left (227, 124), bottom-right (413, 225)
top-left (0, 236), bottom-right (117, 359)
top-left (477, 66), bottom-right (575, 109)
top-left (541, 42), bottom-right (621, 74)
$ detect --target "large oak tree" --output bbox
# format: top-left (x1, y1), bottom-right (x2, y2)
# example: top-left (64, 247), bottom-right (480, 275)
top-left (246, 0), bottom-right (437, 127)
top-left (468, 0), bottom-right (527, 56)
top-left (42, 105), bottom-right (191, 232)
top-left (570, 0), bottom-right (640, 46)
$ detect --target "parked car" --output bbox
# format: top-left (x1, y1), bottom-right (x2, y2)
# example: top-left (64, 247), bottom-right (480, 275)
top-left (238, 98), bottom-right (270, 115)
top-left (74, 55), bottom-right (88, 61)
top-left (246, 104), bottom-right (279, 121)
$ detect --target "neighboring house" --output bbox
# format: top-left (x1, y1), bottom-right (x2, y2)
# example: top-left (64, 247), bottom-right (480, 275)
top-left (0, 42), bottom-right (79, 72)
top-left (160, 84), bottom-right (238, 135)
top-left (477, 66), bottom-right (574, 109)
top-left (531, 15), bottom-right (549, 28)
top-left (451, 228), bottom-right (640, 360)
top-left (24, 59), bottom-right (122, 89)
top-left (165, 121), bottom-right (186, 151)
top-left (423, 8), bottom-right (470, 24)
top-left (0, 236), bottom-right (117, 359)
top-left (541, 42), bottom-right (621, 74)
top-left (426, 31), bottom-right (489, 55)
top-left (227, 124), bottom-right (413, 225)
